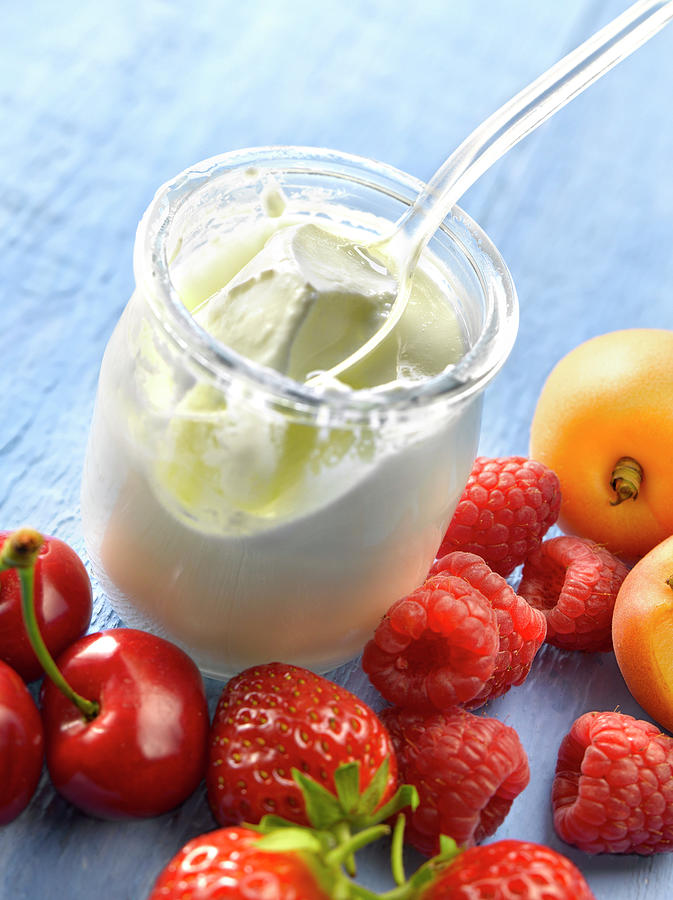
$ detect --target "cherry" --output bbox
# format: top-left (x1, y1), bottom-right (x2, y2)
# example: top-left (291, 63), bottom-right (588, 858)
top-left (41, 628), bottom-right (210, 819)
top-left (0, 531), bottom-right (92, 682)
top-left (0, 528), bottom-right (210, 820)
top-left (0, 659), bottom-right (44, 824)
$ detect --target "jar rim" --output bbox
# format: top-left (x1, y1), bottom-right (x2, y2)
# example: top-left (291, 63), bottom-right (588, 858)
top-left (135, 146), bottom-right (518, 425)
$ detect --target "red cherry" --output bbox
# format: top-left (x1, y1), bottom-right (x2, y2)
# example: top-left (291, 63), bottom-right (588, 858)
top-left (41, 628), bottom-right (210, 820)
top-left (0, 659), bottom-right (44, 824)
top-left (0, 532), bottom-right (92, 682)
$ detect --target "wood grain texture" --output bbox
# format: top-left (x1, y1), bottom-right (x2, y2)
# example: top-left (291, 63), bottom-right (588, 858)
top-left (1, 0), bottom-right (673, 896)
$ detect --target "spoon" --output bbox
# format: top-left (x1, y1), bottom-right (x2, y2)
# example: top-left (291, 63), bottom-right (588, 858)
top-left (308, 0), bottom-right (673, 387)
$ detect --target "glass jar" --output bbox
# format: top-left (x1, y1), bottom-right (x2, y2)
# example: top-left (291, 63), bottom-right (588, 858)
top-left (81, 147), bottom-right (518, 679)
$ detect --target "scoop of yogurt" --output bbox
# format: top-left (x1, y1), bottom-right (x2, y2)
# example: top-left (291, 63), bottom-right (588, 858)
top-left (194, 222), bottom-right (398, 385)
top-left (186, 215), bottom-right (464, 391)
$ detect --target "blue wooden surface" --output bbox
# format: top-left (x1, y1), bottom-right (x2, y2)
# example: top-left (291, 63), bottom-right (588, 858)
top-left (2, 1), bottom-right (673, 897)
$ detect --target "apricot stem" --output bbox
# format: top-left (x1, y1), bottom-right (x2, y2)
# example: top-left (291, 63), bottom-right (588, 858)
top-left (610, 457), bottom-right (643, 506)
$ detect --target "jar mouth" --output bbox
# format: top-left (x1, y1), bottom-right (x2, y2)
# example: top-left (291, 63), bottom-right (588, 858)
top-left (136, 146), bottom-right (518, 425)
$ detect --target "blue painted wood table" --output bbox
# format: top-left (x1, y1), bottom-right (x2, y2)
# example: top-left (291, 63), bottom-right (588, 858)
top-left (2, 1), bottom-right (673, 897)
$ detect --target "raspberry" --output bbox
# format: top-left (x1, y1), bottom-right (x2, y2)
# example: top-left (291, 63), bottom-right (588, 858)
top-left (381, 706), bottom-right (530, 855)
top-left (517, 536), bottom-right (629, 652)
top-left (552, 711), bottom-right (673, 854)
top-left (438, 456), bottom-right (562, 576)
top-left (419, 840), bottom-right (596, 900)
top-left (362, 574), bottom-right (499, 711)
top-left (429, 552), bottom-right (547, 708)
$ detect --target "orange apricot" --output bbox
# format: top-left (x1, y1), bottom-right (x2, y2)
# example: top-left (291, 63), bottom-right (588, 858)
top-left (529, 329), bottom-right (673, 560)
top-left (612, 534), bottom-right (673, 733)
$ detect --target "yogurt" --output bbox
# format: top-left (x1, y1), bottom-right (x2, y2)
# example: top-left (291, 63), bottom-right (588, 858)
top-left (81, 149), bottom-right (516, 678)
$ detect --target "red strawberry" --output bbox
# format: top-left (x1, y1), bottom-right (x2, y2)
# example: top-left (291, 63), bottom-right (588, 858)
top-left (429, 552), bottom-right (546, 707)
top-left (206, 663), bottom-right (400, 832)
top-left (381, 706), bottom-right (529, 855)
top-left (417, 840), bottom-right (595, 899)
top-left (438, 456), bottom-right (562, 576)
top-left (362, 573), bottom-right (499, 711)
top-left (553, 710), bottom-right (673, 854)
top-left (517, 536), bottom-right (628, 652)
top-left (146, 826), bottom-right (334, 899)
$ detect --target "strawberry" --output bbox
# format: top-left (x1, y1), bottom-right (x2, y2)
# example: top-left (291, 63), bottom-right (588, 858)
top-left (147, 825), bottom-right (337, 899)
top-left (415, 839), bottom-right (595, 899)
top-left (206, 663), bottom-right (410, 835)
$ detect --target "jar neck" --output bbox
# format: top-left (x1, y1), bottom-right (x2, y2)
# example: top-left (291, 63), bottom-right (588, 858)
top-left (133, 147), bottom-right (518, 428)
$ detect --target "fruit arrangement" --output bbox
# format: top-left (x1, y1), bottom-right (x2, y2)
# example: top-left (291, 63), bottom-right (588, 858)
top-left (4, 328), bottom-right (673, 898)
top-left (0, 529), bottom-right (210, 822)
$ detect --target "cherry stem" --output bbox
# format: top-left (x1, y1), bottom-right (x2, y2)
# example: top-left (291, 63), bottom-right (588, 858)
top-left (610, 456), bottom-right (643, 506)
top-left (0, 528), bottom-right (99, 721)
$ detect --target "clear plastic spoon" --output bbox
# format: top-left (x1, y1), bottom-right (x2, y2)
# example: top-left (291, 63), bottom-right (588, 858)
top-left (309, 0), bottom-right (673, 387)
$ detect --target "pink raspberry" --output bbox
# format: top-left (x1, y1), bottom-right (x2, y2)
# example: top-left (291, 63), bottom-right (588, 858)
top-left (381, 706), bottom-right (530, 855)
top-left (429, 552), bottom-right (547, 708)
top-left (517, 536), bottom-right (629, 652)
top-left (438, 456), bottom-right (562, 576)
top-left (361, 574), bottom-right (499, 711)
top-left (553, 711), bottom-right (673, 854)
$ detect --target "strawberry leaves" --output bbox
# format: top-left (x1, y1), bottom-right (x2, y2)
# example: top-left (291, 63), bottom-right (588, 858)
top-left (255, 759), bottom-right (418, 878)
top-left (251, 803), bottom-right (462, 900)
top-left (292, 758), bottom-right (418, 833)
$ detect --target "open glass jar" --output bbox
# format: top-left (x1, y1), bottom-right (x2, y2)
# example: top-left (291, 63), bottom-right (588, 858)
top-left (81, 147), bottom-right (518, 679)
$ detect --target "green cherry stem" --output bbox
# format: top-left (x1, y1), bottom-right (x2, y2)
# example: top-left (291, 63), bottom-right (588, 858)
top-left (0, 528), bottom-right (99, 720)
top-left (18, 565), bottom-right (100, 719)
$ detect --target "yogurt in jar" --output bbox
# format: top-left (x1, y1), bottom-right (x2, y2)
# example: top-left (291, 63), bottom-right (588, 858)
top-left (81, 149), bottom-right (515, 678)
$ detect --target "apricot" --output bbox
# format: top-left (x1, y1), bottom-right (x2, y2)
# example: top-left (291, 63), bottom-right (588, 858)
top-left (612, 534), bottom-right (673, 733)
top-left (529, 329), bottom-right (673, 560)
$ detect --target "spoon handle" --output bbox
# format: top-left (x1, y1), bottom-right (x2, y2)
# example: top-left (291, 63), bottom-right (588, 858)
top-left (397, 0), bottom-right (673, 267)
top-left (317, 0), bottom-right (673, 388)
